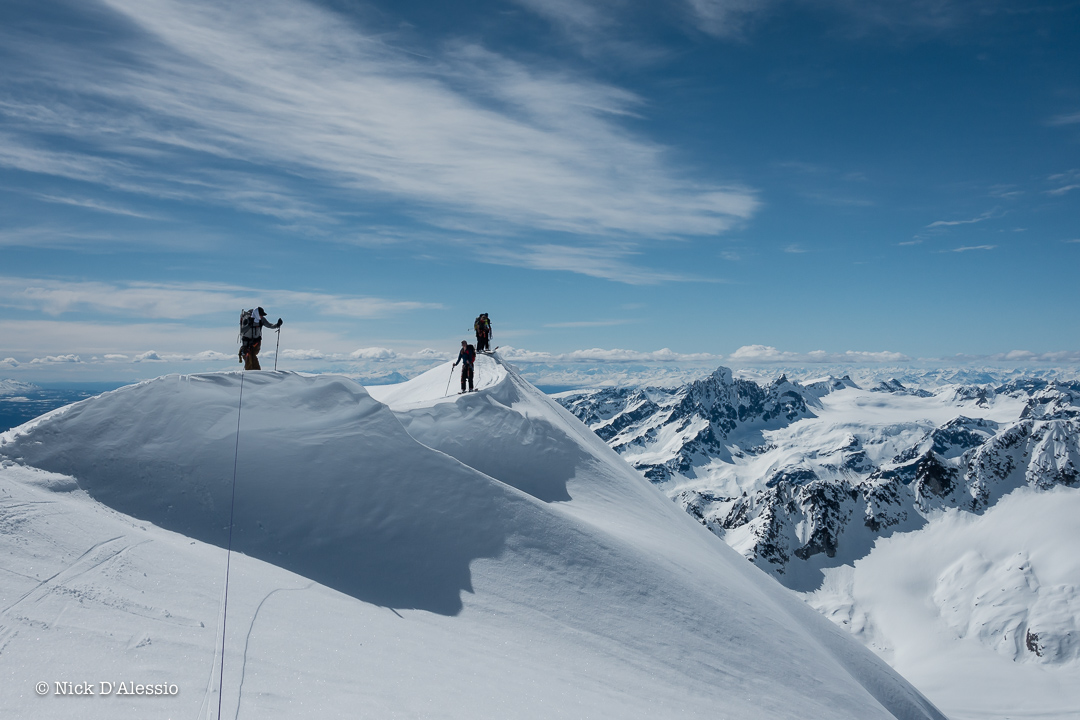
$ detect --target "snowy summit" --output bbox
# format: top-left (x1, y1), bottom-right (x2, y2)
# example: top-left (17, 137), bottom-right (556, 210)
top-left (0, 355), bottom-right (944, 718)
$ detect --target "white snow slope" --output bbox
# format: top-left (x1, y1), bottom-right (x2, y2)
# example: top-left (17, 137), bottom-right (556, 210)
top-left (806, 486), bottom-right (1080, 720)
top-left (0, 355), bottom-right (944, 719)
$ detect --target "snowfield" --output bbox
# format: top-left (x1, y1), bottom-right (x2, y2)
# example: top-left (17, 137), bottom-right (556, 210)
top-left (806, 486), bottom-right (1080, 720)
top-left (0, 356), bottom-right (944, 719)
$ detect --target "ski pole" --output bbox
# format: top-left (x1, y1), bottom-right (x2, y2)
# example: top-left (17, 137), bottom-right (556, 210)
top-left (445, 365), bottom-right (456, 396)
top-left (274, 328), bottom-right (281, 371)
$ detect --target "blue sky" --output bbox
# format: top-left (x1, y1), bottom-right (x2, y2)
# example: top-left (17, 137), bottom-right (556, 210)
top-left (1, 0), bottom-right (1079, 381)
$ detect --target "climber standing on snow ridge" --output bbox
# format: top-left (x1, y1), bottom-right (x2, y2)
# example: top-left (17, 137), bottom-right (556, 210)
top-left (239, 307), bottom-right (283, 371)
top-left (453, 340), bottom-right (476, 393)
top-left (474, 313), bottom-right (491, 354)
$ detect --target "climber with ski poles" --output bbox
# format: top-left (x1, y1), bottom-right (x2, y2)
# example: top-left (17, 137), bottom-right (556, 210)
top-left (453, 340), bottom-right (476, 394)
top-left (238, 307), bottom-right (283, 371)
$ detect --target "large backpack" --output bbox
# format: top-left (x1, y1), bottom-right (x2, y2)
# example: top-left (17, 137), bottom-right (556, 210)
top-left (475, 314), bottom-right (490, 335)
top-left (240, 309), bottom-right (261, 341)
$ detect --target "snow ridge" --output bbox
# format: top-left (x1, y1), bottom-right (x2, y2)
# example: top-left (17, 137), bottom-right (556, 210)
top-left (0, 360), bottom-right (947, 719)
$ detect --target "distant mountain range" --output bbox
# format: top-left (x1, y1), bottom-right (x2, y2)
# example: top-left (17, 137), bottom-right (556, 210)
top-left (556, 369), bottom-right (1080, 593)
top-left (0, 379), bottom-right (38, 395)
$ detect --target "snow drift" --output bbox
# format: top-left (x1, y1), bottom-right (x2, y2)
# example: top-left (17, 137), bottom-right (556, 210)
top-left (0, 356), bottom-right (945, 719)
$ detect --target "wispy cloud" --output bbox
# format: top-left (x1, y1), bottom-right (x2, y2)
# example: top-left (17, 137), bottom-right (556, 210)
top-left (543, 319), bottom-right (636, 328)
top-left (33, 194), bottom-right (163, 220)
top-left (0, 277), bottom-right (439, 319)
top-left (950, 245), bottom-right (996, 252)
top-left (482, 244), bottom-right (721, 284)
top-left (1047, 169), bottom-right (1080, 196)
top-left (0, 140), bottom-right (322, 223)
top-left (817, 0), bottom-right (992, 36)
top-left (509, 0), bottom-right (990, 51)
top-left (686, 0), bottom-right (993, 41)
top-left (926, 213), bottom-right (993, 228)
top-left (0, 225), bottom-right (144, 249)
top-left (798, 190), bottom-right (875, 208)
top-left (1047, 111), bottom-right (1080, 127)
top-left (0, 0), bottom-right (756, 240)
top-left (685, 0), bottom-right (773, 38)
top-left (0, 317), bottom-right (348, 360)
top-left (511, 0), bottom-right (610, 33)
top-left (989, 184), bottom-right (1023, 199)
top-left (772, 160), bottom-right (875, 208)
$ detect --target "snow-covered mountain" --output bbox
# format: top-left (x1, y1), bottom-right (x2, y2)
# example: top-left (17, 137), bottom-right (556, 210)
top-left (558, 367), bottom-right (1080, 718)
top-left (557, 367), bottom-right (823, 481)
top-left (558, 368), bottom-right (1079, 587)
top-left (0, 358), bottom-right (943, 719)
top-left (0, 379), bottom-right (37, 395)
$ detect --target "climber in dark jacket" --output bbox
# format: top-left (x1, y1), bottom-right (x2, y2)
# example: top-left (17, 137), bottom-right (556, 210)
top-left (453, 340), bottom-right (476, 393)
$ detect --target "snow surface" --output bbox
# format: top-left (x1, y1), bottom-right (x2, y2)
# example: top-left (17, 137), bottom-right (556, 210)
top-left (805, 486), bottom-right (1080, 720)
top-left (0, 358), bottom-right (945, 719)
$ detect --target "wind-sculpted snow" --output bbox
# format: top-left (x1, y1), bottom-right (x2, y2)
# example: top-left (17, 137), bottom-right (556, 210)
top-left (0, 372), bottom-right (520, 615)
top-left (0, 363), bottom-right (948, 720)
top-left (372, 357), bottom-right (581, 502)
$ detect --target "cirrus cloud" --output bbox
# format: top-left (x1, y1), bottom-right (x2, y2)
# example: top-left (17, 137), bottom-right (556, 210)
top-left (0, 277), bottom-right (439, 320)
top-left (0, 0), bottom-right (757, 242)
